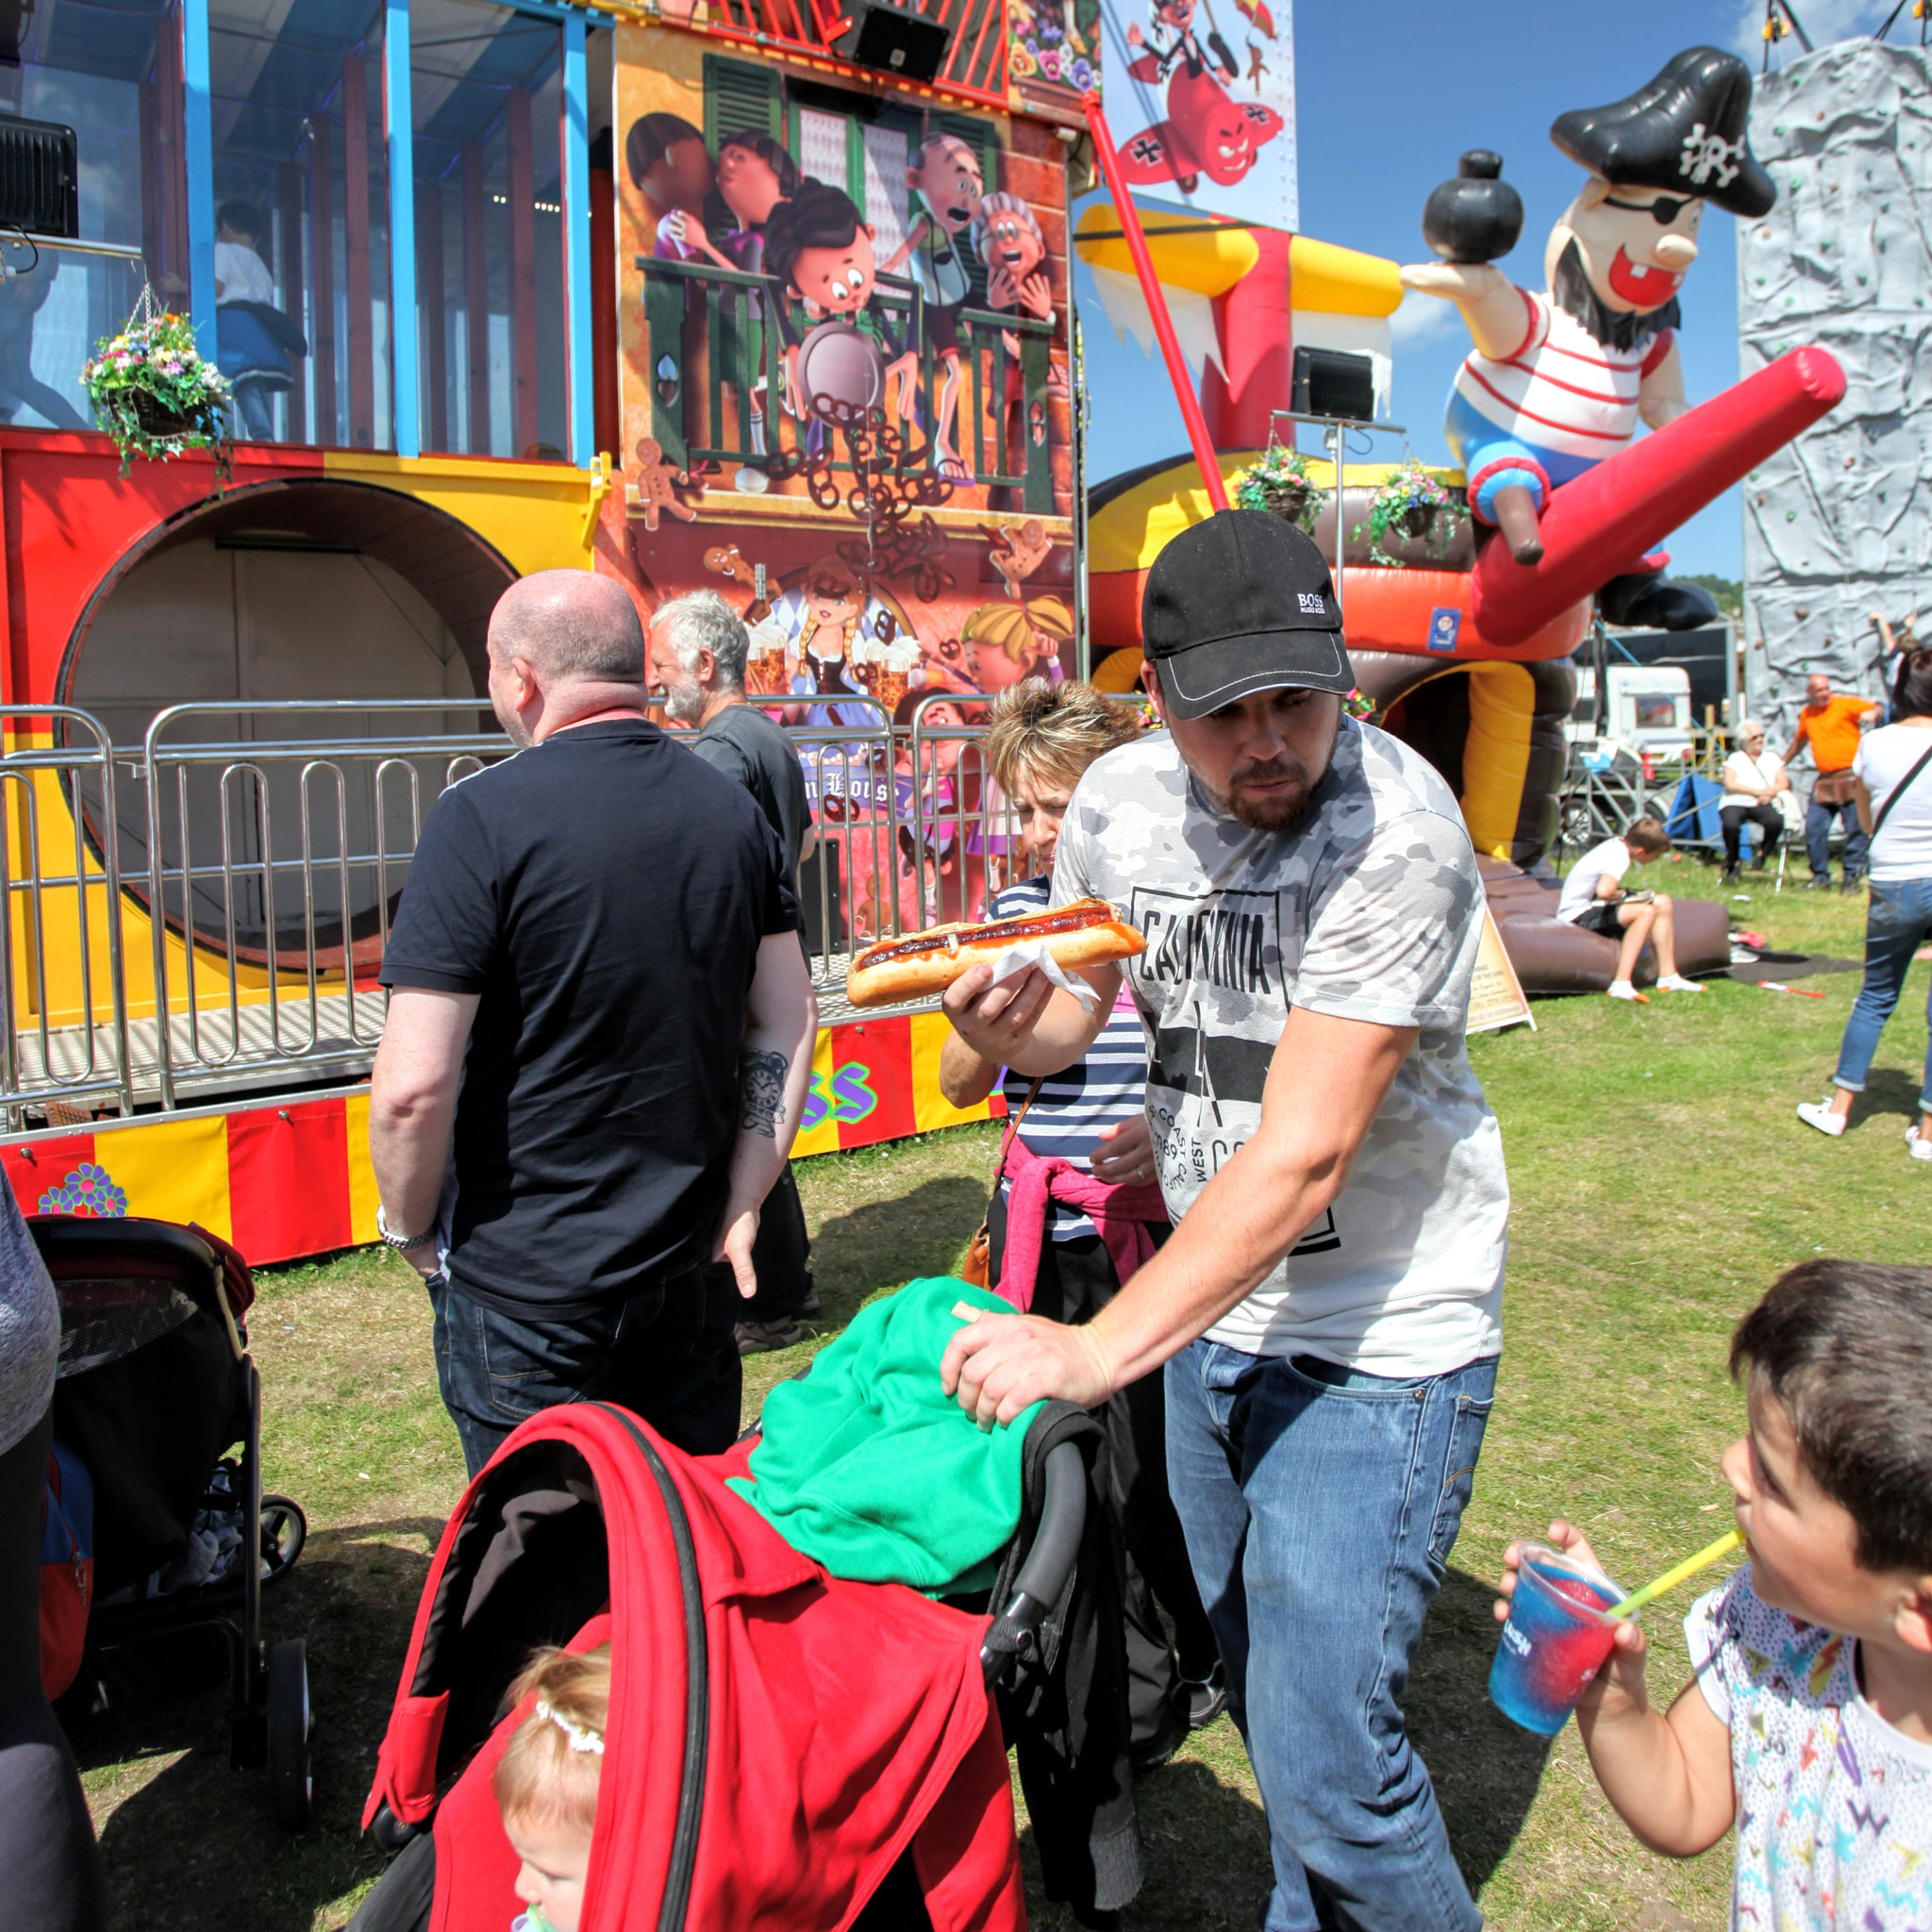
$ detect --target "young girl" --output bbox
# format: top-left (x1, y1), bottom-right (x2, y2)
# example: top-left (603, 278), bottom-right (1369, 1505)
top-left (494, 1645), bottom-right (611, 1932)
top-left (1497, 1260), bottom-right (1932, 1928)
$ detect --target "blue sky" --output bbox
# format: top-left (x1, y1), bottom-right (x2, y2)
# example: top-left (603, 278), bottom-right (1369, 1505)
top-left (1073, 0), bottom-right (1905, 578)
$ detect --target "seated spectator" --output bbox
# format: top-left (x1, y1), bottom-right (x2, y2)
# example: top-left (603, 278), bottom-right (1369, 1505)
top-left (1718, 718), bottom-right (1790, 883)
top-left (1557, 817), bottom-right (1705, 1001)
top-left (938, 678), bottom-right (1224, 1767)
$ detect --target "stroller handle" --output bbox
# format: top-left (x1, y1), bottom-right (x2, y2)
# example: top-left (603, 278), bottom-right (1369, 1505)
top-left (980, 1439), bottom-right (1085, 1686)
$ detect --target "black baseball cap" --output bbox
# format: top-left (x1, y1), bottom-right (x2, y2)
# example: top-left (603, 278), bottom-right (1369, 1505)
top-left (1141, 509), bottom-right (1354, 721)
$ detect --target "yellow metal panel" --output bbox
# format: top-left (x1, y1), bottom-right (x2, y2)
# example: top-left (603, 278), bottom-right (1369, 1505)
top-left (909, 1011), bottom-right (994, 1133)
top-left (790, 1028), bottom-right (842, 1160)
top-left (319, 452), bottom-right (601, 574)
top-left (343, 1088), bottom-right (381, 1242)
top-left (1072, 205), bottom-right (1258, 296)
top-left (92, 1112), bottom-right (233, 1241)
top-left (1287, 236), bottom-right (1403, 317)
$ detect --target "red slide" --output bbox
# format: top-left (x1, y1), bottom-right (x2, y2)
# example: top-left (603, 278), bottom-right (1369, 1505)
top-left (1469, 345), bottom-right (1846, 649)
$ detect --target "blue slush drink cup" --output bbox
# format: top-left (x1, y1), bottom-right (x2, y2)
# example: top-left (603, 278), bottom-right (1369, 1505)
top-left (1490, 1541), bottom-right (1630, 1736)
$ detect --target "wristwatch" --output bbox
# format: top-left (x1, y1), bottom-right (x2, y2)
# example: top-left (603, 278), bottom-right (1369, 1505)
top-left (376, 1204), bottom-right (439, 1252)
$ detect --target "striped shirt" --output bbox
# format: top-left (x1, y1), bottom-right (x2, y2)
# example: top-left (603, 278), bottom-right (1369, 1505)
top-left (993, 876), bottom-right (1149, 1242)
top-left (1453, 288), bottom-right (1673, 463)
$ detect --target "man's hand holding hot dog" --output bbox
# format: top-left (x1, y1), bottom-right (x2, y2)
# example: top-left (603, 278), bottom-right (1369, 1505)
top-left (937, 958), bottom-right (1116, 1075)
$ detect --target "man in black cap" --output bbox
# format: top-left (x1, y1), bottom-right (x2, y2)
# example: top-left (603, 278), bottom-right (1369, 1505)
top-left (1403, 45), bottom-right (1775, 628)
top-left (938, 511), bottom-right (1509, 1931)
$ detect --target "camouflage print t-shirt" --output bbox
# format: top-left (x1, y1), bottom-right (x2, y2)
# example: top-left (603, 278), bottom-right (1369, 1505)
top-left (1050, 719), bottom-right (1508, 1374)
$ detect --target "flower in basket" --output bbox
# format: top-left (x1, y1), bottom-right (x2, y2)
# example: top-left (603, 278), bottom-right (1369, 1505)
top-left (1230, 444), bottom-right (1319, 532)
top-left (1353, 457), bottom-right (1465, 568)
top-left (83, 304), bottom-right (233, 483)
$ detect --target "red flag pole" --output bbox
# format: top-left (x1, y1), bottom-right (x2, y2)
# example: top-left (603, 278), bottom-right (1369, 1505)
top-left (1081, 92), bottom-right (1229, 513)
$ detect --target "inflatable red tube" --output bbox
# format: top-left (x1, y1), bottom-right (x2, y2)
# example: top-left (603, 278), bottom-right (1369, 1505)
top-left (1469, 345), bottom-right (1846, 648)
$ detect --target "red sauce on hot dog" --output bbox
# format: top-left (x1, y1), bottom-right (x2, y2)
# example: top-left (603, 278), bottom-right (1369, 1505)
top-left (855, 902), bottom-right (1116, 971)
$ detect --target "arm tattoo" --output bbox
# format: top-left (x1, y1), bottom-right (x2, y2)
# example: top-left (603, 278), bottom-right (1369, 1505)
top-left (740, 1049), bottom-right (789, 1139)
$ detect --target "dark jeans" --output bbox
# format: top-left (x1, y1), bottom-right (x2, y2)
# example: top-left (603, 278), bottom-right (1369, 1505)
top-left (1807, 787), bottom-right (1868, 880)
top-left (988, 1188), bottom-right (1221, 1756)
top-left (1720, 801), bottom-right (1784, 870)
top-left (429, 1264), bottom-right (743, 1481)
top-left (744, 1163), bottom-right (814, 1323)
top-left (0, 1408), bottom-right (106, 1930)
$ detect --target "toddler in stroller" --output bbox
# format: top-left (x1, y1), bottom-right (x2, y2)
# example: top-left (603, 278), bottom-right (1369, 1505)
top-left (351, 1361), bottom-right (1104, 1931)
top-left (496, 1644), bottom-right (611, 1932)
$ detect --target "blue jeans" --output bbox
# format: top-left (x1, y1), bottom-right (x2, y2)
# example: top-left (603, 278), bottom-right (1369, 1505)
top-left (428, 1263), bottom-right (742, 1480)
top-left (1831, 875), bottom-right (1932, 1114)
top-left (1806, 790), bottom-right (1869, 880)
top-left (1165, 1343), bottom-right (1496, 1931)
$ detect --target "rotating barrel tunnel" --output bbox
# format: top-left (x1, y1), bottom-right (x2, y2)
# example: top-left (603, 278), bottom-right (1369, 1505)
top-left (2, 437), bottom-right (608, 1038)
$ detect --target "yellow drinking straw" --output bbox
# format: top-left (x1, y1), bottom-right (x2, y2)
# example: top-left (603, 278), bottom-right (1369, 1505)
top-left (1606, 1527), bottom-right (1744, 1621)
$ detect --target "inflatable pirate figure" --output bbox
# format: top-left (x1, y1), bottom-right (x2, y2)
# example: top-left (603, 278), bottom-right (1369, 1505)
top-left (1402, 47), bottom-right (1774, 630)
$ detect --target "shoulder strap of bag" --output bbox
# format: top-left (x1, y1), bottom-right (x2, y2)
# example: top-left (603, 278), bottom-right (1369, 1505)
top-left (992, 1076), bottom-right (1045, 1186)
top-left (1870, 739), bottom-right (1932, 841)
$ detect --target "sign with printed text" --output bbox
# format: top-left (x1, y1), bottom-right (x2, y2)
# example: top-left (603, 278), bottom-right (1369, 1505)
top-left (1467, 909), bottom-right (1534, 1036)
top-left (1095, 0), bottom-right (1296, 229)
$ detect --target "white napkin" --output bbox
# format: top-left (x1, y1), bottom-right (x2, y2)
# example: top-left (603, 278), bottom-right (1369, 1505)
top-left (980, 937), bottom-right (1100, 1012)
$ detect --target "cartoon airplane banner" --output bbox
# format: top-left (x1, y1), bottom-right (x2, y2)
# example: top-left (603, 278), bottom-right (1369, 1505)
top-left (1096, 0), bottom-right (1297, 229)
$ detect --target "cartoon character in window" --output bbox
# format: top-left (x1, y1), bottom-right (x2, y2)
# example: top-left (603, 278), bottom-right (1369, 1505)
top-left (762, 180), bottom-right (922, 451)
top-left (679, 132), bottom-right (802, 492)
top-left (626, 114), bottom-right (717, 261)
top-left (879, 135), bottom-right (984, 480)
top-left (971, 195), bottom-right (1067, 483)
top-left (1117, 0), bottom-right (1283, 194)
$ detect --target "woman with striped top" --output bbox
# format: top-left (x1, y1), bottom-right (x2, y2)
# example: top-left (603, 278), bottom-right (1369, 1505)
top-left (939, 679), bottom-right (1224, 1766)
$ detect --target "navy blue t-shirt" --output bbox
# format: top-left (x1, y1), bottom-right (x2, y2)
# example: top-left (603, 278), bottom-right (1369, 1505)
top-left (379, 719), bottom-right (799, 1316)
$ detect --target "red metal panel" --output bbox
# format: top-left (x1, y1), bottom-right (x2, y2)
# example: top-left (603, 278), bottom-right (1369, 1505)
top-left (2, 1134), bottom-right (98, 1218)
top-left (829, 1017), bottom-right (916, 1150)
top-left (226, 1096), bottom-right (353, 1266)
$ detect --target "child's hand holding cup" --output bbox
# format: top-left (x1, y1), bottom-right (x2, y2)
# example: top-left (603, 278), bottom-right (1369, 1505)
top-left (1491, 1521), bottom-right (1646, 1735)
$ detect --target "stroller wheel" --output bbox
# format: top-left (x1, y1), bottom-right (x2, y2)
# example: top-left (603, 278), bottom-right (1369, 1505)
top-left (266, 1639), bottom-right (315, 1830)
top-left (260, 1496), bottom-right (308, 1582)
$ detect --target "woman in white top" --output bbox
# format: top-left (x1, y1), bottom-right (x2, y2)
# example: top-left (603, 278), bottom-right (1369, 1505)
top-left (1797, 650), bottom-right (1932, 1158)
top-left (1718, 719), bottom-right (1789, 883)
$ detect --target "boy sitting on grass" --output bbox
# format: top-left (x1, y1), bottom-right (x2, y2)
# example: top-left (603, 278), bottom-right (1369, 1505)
top-left (1497, 1259), bottom-right (1932, 1927)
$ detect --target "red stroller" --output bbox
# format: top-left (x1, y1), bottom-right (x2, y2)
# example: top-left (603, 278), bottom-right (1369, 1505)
top-left (350, 1400), bottom-right (1089, 1931)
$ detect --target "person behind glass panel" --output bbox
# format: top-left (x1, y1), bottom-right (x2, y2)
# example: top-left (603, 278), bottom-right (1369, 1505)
top-left (214, 200), bottom-right (303, 441)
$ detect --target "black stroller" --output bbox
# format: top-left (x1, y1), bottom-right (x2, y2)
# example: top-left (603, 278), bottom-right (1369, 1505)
top-left (33, 1214), bottom-right (315, 1827)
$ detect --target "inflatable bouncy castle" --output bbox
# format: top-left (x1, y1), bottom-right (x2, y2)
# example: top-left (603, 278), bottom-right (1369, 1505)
top-left (1080, 44), bottom-right (1845, 883)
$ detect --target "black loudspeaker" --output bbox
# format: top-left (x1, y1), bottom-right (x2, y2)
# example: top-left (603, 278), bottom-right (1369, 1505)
top-left (839, 0), bottom-right (954, 83)
top-left (0, 115), bottom-right (78, 238)
top-left (1291, 345), bottom-right (1375, 424)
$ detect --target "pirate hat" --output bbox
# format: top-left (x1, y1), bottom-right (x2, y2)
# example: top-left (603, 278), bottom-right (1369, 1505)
top-left (1550, 46), bottom-right (1775, 219)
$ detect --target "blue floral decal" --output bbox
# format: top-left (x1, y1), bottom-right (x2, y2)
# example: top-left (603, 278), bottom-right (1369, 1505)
top-left (40, 1162), bottom-right (127, 1218)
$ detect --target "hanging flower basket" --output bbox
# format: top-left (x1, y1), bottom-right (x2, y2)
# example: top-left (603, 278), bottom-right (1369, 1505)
top-left (1353, 458), bottom-right (1465, 568)
top-left (83, 292), bottom-right (232, 484)
top-left (1231, 444), bottom-right (1319, 533)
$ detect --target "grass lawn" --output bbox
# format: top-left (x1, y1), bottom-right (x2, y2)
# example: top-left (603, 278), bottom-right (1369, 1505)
top-left (68, 855), bottom-right (1932, 1931)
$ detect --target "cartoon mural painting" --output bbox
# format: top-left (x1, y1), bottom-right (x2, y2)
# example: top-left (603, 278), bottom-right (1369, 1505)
top-left (1401, 46), bottom-right (1776, 630)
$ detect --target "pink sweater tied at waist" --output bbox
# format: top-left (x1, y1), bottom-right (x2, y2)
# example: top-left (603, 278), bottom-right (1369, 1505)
top-left (994, 1132), bottom-right (1170, 1316)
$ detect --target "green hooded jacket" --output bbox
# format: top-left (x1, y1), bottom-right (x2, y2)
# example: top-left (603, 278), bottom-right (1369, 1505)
top-left (727, 1276), bottom-right (1043, 1593)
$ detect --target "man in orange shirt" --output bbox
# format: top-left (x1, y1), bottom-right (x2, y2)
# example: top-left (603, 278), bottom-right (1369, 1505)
top-left (1782, 671), bottom-right (1881, 890)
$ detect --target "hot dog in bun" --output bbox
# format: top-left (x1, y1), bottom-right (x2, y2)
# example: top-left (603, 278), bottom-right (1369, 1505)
top-left (845, 898), bottom-right (1144, 1008)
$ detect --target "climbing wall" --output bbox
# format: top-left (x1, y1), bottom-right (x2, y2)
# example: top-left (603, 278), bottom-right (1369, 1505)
top-left (1739, 39), bottom-right (1932, 739)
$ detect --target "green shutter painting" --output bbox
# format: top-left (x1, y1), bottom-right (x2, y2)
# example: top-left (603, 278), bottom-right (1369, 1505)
top-left (704, 53), bottom-right (781, 153)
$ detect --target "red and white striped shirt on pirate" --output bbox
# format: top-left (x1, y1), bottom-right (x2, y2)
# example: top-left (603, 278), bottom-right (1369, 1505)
top-left (1452, 287), bottom-right (1674, 463)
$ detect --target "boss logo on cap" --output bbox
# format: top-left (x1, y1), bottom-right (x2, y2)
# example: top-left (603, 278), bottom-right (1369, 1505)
top-left (1298, 593), bottom-right (1325, 614)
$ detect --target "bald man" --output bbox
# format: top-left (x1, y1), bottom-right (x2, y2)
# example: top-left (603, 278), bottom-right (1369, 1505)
top-left (371, 571), bottom-right (816, 1476)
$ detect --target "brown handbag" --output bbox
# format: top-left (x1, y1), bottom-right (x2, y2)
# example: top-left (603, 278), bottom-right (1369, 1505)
top-left (958, 1077), bottom-right (1044, 1289)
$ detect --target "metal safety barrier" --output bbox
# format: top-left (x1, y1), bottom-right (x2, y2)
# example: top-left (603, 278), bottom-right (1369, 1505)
top-left (0, 696), bottom-right (1030, 1125)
